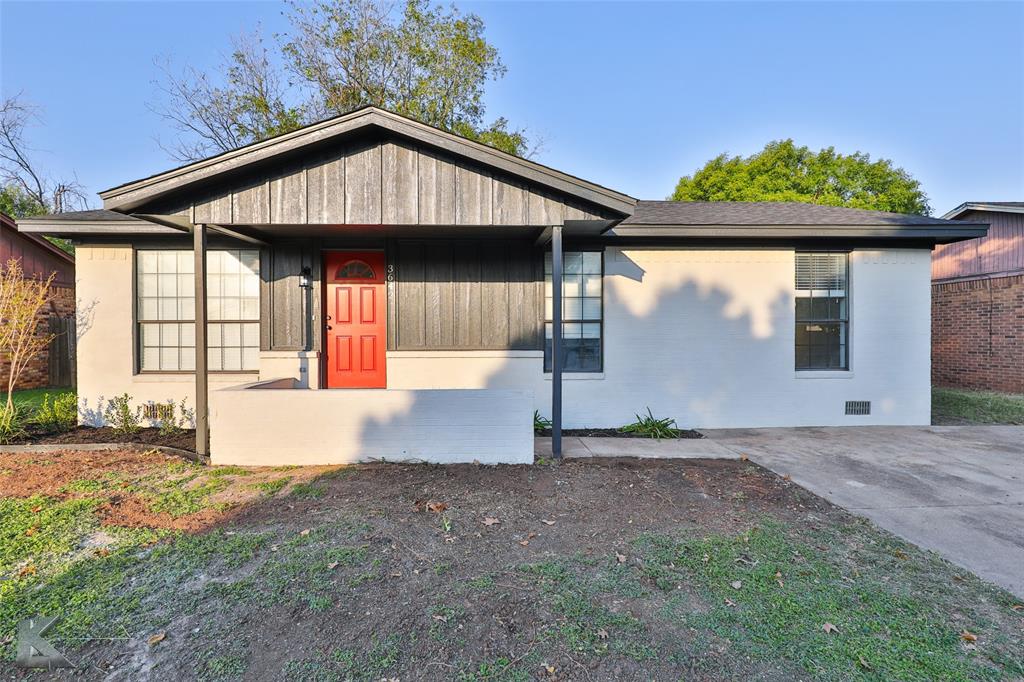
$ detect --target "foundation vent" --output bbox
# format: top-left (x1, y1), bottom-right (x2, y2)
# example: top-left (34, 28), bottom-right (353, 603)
top-left (845, 401), bottom-right (871, 416)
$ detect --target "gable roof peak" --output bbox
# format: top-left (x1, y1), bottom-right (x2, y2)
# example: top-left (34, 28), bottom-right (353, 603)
top-left (99, 106), bottom-right (635, 216)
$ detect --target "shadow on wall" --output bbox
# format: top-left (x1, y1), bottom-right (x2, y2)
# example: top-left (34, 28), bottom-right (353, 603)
top-left (353, 248), bottom-right (800, 461)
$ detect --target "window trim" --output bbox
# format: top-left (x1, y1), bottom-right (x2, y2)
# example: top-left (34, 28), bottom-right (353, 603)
top-left (794, 250), bottom-right (851, 372)
top-left (134, 246), bottom-right (262, 375)
top-left (543, 248), bottom-right (604, 374)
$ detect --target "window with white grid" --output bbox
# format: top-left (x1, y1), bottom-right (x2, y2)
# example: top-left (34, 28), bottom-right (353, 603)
top-left (544, 250), bottom-right (602, 373)
top-left (137, 249), bottom-right (260, 372)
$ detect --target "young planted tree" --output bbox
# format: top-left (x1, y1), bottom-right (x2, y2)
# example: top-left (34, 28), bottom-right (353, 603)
top-left (671, 139), bottom-right (931, 215)
top-left (0, 258), bottom-right (56, 439)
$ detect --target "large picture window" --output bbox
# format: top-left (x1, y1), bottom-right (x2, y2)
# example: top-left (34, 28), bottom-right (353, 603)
top-left (137, 249), bottom-right (260, 372)
top-left (544, 251), bottom-right (602, 373)
top-left (795, 251), bottom-right (849, 370)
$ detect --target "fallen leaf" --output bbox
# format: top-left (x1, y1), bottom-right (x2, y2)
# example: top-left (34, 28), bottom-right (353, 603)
top-left (24, 527), bottom-right (36, 537)
top-left (1011, 604), bottom-right (1023, 612)
top-left (519, 539), bottom-right (530, 547)
top-left (730, 580), bottom-right (742, 590)
top-left (299, 528), bottom-right (310, 536)
top-left (960, 630), bottom-right (978, 642)
top-left (94, 548), bottom-right (111, 557)
top-left (432, 614), bottom-right (448, 623)
top-left (18, 564), bottom-right (36, 577)
top-left (783, 474), bottom-right (792, 481)
top-left (413, 499), bottom-right (426, 512)
top-left (30, 506), bottom-right (42, 514)
top-left (822, 622), bottom-right (839, 635)
top-left (724, 598), bottom-right (736, 607)
top-left (857, 656), bottom-right (872, 670)
top-left (270, 544), bottom-right (279, 552)
top-left (426, 501), bottom-right (449, 513)
top-left (327, 562), bottom-right (339, 570)
top-left (541, 519), bottom-right (555, 526)
top-left (481, 517), bottom-right (500, 527)
top-left (147, 632), bottom-right (166, 646)
top-left (616, 552), bottom-right (626, 564)
top-left (894, 549), bottom-right (909, 561)
top-left (596, 628), bottom-right (608, 640)
top-left (740, 453), bottom-right (749, 461)
top-left (775, 570), bottom-right (784, 587)
top-left (952, 574), bottom-right (966, 583)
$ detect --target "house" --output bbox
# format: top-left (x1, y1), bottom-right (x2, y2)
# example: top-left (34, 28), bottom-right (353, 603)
top-left (19, 107), bottom-right (987, 465)
top-left (0, 212), bottom-right (76, 390)
top-left (933, 202), bottom-right (1024, 394)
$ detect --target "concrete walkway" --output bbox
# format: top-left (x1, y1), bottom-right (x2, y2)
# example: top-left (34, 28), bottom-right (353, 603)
top-left (534, 436), bottom-right (740, 460)
top-left (703, 425), bottom-right (1024, 598)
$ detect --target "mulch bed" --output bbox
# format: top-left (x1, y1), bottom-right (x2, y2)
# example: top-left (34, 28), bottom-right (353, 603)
top-left (537, 427), bottom-right (704, 438)
top-left (10, 426), bottom-right (197, 452)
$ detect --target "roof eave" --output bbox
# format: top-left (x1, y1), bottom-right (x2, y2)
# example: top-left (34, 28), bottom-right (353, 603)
top-left (609, 224), bottom-right (989, 243)
top-left (99, 107), bottom-right (636, 216)
top-left (942, 202), bottom-right (1024, 220)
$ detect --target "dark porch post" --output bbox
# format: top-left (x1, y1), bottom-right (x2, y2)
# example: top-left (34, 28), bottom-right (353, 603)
top-left (193, 223), bottom-right (209, 458)
top-left (551, 224), bottom-right (563, 459)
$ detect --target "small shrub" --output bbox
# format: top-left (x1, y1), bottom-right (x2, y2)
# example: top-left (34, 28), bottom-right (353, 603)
top-left (0, 403), bottom-right (26, 444)
top-left (533, 410), bottom-right (552, 434)
top-left (104, 393), bottom-right (142, 436)
top-left (158, 399), bottom-right (194, 437)
top-left (618, 407), bottom-right (679, 439)
top-left (32, 392), bottom-right (78, 433)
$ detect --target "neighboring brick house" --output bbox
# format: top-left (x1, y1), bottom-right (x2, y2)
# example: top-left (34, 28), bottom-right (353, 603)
top-left (933, 202), bottom-right (1024, 393)
top-left (0, 212), bottom-right (76, 390)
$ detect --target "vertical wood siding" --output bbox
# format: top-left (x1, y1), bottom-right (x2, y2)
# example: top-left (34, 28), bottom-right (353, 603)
top-left (388, 239), bottom-right (541, 351)
top-left (933, 210), bottom-right (1024, 280)
top-left (261, 243), bottom-right (321, 351)
top-left (146, 137), bottom-right (612, 226)
top-left (0, 220), bottom-right (75, 287)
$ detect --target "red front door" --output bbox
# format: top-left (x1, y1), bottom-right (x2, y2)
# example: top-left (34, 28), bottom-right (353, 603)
top-left (324, 251), bottom-right (387, 388)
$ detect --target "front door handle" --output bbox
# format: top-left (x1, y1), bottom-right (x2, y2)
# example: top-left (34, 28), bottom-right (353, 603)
top-left (326, 325), bottom-right (333, 331)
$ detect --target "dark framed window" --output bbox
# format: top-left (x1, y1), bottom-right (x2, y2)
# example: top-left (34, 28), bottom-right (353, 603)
top-left (544, 250), bottom-right (602, 373)
top-left (137, 249), bottom-right (260, 372)
top-left (795, 251), bottom-right (849, 370)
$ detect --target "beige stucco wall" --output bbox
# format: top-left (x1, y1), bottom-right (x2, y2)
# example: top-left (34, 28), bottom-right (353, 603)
top-left (75, 246), bottom-right (254, 425)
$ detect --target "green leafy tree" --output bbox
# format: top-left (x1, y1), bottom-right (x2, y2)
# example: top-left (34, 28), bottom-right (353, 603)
top-left (671, 139), bottom-right (930, 215)
top-left (153, 0), bottom-right (527, 161)
top-left (0, 184), bottom-right (46, 219)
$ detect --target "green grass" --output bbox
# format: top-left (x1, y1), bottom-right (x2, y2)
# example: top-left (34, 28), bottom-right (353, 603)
top-left (0, 388), bottom-right (70, 414)
top-left (635, 521), bottom-right (1021, 680)
top-left (249, 476), bottom-right (292, 495)
top-left (933, 388), bottom-right (1024, 425)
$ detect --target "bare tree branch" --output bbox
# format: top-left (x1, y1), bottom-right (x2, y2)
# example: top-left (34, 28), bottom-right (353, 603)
top-left (0, 92), bottom-right (88, 214)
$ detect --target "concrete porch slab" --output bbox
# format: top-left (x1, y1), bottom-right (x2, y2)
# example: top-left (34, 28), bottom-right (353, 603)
top-left (534, 436), bottom-right (740, 460)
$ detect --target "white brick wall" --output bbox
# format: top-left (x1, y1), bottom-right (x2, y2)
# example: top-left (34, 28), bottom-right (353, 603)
top-left (555, 247), bottom-right (932, 428)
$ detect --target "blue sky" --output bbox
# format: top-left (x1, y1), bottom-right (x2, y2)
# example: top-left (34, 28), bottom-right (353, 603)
top-left (1, 1), bottom-right (1021, 215)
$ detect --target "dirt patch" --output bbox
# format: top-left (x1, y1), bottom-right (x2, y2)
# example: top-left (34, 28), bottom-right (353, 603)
top-left (0, 448), bottom-right (340, 532)
top-left (12, 426), bottom-right (197, 451)
top-left (0, 448), bottom-right (178, 498)
top-left (538, 427), bottom-right (704, 438)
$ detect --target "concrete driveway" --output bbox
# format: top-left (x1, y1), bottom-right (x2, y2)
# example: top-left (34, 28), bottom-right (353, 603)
top-left (703, 425), bottom-right (1024, 598)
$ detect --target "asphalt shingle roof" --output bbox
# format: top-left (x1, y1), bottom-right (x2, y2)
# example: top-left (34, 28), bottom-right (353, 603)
top-left (622, 201), bottom-right (974, 227)
top-left (21, 209), bottom-right (143, 222)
